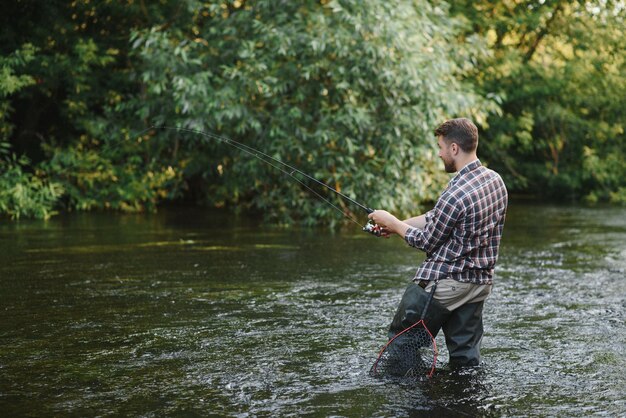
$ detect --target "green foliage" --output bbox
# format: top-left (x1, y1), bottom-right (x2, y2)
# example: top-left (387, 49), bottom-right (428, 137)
top-left (0, 44), bottom-right (64, 220)
top-left (1, 0), bottom-right (188, 216)
top-left (125, 0), bottom-right (494, 223)
top-left (451, 0), bottom-right (626, 203)
top-left (0, 44), bottom-right (37, 141)
top-left (1, 0), bottom-right (624, 221)
top-left (0, 152), bottom-right (63, 220)
top-left (0, 44), bottom-right (37, 96)
top-left (43, 139), bottom-right (182, 213)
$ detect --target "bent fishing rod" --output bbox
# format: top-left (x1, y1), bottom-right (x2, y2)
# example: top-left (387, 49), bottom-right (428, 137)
top-left (138, 125), bottom-right (382, 236)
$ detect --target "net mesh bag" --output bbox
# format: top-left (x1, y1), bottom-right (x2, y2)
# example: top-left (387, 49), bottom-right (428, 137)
top-left (370, 320), bottom-right (437, 378)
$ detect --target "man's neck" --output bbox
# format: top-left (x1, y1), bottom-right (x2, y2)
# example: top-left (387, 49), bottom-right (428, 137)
top-left (455, 154), bottom-right (478, 172)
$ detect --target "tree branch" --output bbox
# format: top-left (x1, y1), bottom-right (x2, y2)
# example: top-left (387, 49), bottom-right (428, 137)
top-left (524, 2), bottom-right (563, 63)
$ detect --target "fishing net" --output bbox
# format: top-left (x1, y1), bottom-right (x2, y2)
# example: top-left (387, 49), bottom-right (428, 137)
top-left (370, 281), bottom-right (445, 379)
top-left (370, 319), bottom-right (438, 378)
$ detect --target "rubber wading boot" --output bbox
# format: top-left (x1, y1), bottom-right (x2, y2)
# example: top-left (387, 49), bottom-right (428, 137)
top-left (442, 300), bottom-right (485, 367)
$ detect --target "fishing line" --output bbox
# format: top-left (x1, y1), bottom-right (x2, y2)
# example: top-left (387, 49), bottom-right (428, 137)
top-left (136, 125), bottom-right (376, 229)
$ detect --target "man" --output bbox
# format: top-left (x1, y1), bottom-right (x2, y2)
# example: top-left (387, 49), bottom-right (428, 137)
top-left (369, 118), bottom-right (508, 367)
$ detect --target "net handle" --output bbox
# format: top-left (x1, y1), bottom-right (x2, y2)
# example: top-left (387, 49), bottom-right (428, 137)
top-left (419, 279), bottom-right (439, 320)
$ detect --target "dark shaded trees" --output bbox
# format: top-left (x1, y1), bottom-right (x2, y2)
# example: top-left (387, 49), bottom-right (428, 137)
top-left (2, 0), bottom-right (624, 220)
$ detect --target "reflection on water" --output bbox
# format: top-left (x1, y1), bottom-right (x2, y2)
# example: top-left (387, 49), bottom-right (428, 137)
top-left (0, 202), bottom-right (625, 416)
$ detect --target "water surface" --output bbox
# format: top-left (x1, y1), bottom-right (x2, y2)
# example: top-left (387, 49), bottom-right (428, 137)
top-left (1, 202), bottom-right (624, 416)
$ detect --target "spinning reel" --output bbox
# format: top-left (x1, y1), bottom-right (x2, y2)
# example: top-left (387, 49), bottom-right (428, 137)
top-left (363, 220), bottom-right (382, 237)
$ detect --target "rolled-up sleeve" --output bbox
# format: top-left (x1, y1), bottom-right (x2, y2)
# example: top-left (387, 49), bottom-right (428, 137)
top-left (404, 196), bottom-right (462, 254)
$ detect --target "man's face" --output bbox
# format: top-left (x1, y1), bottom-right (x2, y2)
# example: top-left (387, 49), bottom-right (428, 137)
top-left (437, 136), bottom-right (456, 173)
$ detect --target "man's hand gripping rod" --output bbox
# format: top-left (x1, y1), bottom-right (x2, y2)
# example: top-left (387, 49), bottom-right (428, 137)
top-left (363, 208), bottom-right (382, 237)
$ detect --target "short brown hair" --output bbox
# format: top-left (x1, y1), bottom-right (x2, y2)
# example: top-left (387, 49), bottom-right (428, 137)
top-left (434, 118), bottom-right (478, 152)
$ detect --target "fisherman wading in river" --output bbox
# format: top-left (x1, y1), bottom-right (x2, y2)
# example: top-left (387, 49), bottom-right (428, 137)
top-left (369, 118), bottom-right (508, 368)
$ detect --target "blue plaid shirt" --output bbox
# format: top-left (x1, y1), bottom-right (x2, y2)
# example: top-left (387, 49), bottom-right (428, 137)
top-left (405, 160), bottom-right (508, 285)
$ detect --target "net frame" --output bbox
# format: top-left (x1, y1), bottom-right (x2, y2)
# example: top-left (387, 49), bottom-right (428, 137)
top-left (370, 318), bottom-right (438, 378)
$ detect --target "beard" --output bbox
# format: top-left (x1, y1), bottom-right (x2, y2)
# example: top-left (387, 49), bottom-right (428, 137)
top-left (442, 157), bottom-right (456, 173)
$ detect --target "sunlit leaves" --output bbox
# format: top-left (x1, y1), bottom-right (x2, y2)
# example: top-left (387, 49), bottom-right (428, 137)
top-left (453, 0), bottom-right (626, 202)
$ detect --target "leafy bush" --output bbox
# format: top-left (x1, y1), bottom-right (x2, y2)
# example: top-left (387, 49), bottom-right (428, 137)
top-left (0, 151), bottom-right (63, 219)
top-left (0, 44), bottom-right (64, 219)
top-left (43, 135), bottom-right (183, 213)
top-left (125, 0), bottom-right (496, 223)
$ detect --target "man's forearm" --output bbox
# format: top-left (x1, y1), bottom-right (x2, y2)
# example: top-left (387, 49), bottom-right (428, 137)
top-left (387, 218), bottom-right (411, 237)
top-left (403, 215), bottom-right (426, 229)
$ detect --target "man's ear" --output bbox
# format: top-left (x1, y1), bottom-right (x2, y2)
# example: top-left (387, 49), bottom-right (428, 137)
top-left (451, 142), bottom-right (459, 155)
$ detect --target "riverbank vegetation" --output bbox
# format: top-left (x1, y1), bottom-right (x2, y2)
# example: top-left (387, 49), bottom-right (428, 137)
top-left (1, 0), bottom-right (624, 221)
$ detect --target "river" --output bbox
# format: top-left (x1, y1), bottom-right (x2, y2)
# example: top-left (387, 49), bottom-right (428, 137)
top-left (1, 202), bottom-right (624, 416)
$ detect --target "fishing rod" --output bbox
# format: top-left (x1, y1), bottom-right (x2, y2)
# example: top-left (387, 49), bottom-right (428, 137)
top-left (138, 125), bottom-right (382, 236)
